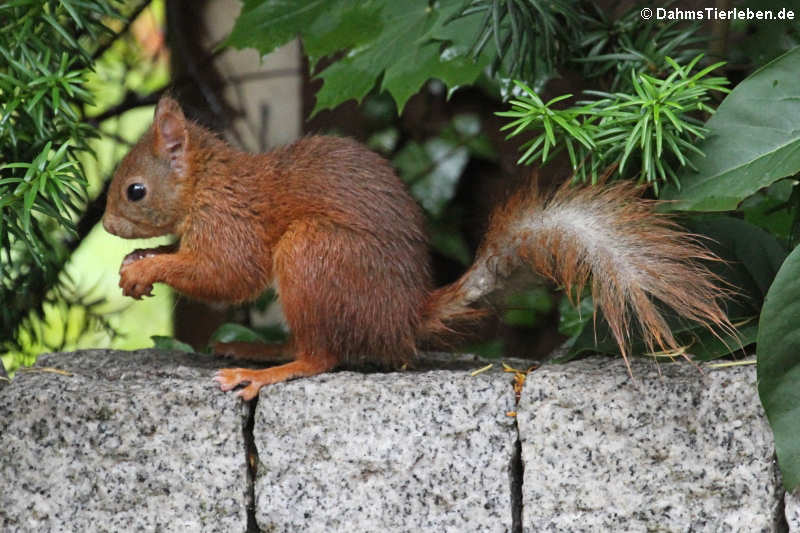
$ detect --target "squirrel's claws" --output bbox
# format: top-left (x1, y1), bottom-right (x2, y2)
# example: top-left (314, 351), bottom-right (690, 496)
top-left (118, 259), bottom-right (155, 299)
top-left (214, 369), bottom-right (263, 400)
top-left (235, 385), bottom-right (260, 401)
top-left (213, 371), bottom-right (237, 392)
top-left (119, 278), bottom-right (154, 300)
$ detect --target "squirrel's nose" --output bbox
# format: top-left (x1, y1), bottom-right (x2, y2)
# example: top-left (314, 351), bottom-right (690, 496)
top-left (102, 214), bottom-right (121, 237)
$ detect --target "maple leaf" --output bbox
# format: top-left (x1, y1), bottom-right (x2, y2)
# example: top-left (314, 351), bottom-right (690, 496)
top-left (226, 0), bottom-right (489, 114)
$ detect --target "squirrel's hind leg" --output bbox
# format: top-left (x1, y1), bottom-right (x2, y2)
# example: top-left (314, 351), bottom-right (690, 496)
top-left (214, 351), bottom-right (338, 400)
top-left (212, 341), bottom-right (294, 363)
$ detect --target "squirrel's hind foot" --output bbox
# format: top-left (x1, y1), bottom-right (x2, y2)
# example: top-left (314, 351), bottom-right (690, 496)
top-left (214, 353), bottom-right (338, 400)
top-left (212, 341), bottom-right (293, 363)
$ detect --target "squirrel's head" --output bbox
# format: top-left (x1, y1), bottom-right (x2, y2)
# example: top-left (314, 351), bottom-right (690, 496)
top-left (103, 96), bottom-right (192, 239)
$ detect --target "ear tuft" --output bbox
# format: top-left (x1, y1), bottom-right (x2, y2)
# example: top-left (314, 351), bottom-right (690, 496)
top-left (154, 97), bottom-right (188, 172)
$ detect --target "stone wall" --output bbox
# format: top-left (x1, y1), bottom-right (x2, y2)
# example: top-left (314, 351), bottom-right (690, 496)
top-left (0, 349), bottom-right (793, 532)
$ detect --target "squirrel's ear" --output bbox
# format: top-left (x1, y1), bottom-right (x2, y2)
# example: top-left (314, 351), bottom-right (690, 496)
top-left (154, 97), bottom-right (188, 174)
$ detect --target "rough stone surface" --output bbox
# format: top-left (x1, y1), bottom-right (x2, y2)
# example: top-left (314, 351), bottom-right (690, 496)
top-left (517, 357), bottom-right (783, 532)
top-left (252, 368), bottom-right (518, 533)
top-left (0, 349), bottom-right (249, 532)
top-left (787, 491), bottom-right (800, 532)
top-left (0, 349), bottom-right (789, 532)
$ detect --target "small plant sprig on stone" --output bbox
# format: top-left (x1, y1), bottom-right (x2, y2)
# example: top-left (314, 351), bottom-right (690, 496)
top-left (497, 55), bottom-right (729, 193)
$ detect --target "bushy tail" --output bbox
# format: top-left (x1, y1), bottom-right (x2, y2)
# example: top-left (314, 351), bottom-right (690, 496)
top-left (420, 178), bottom-right (735, 368)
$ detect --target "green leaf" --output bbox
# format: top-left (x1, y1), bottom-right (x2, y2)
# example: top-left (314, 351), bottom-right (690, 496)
top-left (311, 53), bottom-right (386, 113)
top-left (382, 41), bottom-right (484, 112)
top-left (565, 308), bottom-right (754, 363)
top-left (504, 288), bottom-right (553, 327)
top-left (301, 2), bottom-right (383, 65)
top-left (226, 0), bottom-right (383, 68)
top-left (558, 294), bottom-right (595, 339)
top-left (740, 179), bottom-right (798, 243)
top-left (314, 0), bottom-right (485, 114)
top-left (226, 0), bottom-right (487, 114)
top-left (757, 244), bottom-right (800, 490)
top-left (151, 336), bottom-right (195, 353)
top-left (682, 216), bottom-right (786, 307)
top-left (662, 46), bottom-right (800, 210)
top-left (689, 320), bottom-right (757, 362)
top-left (22, 179), bottom-right (40, 236)
top-left (224, 0), bottom-right (329, 56)
top-left (209, 323), bottom-right (268, 344)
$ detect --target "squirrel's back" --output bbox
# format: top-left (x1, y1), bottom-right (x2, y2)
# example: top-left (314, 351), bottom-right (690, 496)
top-left (267, 136), bottom-right (427, 237)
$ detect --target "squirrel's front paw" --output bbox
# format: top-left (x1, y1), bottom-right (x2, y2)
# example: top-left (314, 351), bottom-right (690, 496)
top-left (121, 249), bottom-right (156, 268)
top-left (121, 244), bottom-right (176, 269)
top-left (119, 262), bottom-right (155, 299)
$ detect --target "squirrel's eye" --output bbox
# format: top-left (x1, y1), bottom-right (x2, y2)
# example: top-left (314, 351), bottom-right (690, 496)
top-left (126, 183), bottom-right (147, 202)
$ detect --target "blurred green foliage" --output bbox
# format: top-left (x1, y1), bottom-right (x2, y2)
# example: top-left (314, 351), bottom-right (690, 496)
top-left (0, 0), bottom-right (120, 348)
top-left (1, 0), bottom-right (172, 374)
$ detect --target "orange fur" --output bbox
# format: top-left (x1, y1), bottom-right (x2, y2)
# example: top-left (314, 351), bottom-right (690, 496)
top-left (103, 97), bottom-right (734, 399)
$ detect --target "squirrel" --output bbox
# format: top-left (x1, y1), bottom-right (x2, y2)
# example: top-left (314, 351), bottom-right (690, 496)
top-left (102, 96), bottom-right (734, 400)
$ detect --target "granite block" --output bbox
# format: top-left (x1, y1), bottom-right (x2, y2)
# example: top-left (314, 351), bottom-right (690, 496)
top-left (1, 348), bottom-right (788, 532)
top-left (0, 349), bottom-right (249, 532)
top-left (252, 368), bottom-right (518, 532)
top-left (517, 357), bottom-right (782, 532)
top-left (787, 490), bottom-right (799, 532)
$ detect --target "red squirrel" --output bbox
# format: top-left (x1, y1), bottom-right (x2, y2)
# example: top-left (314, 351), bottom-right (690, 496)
top-left (103, 97), bottom-right (734, 400)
